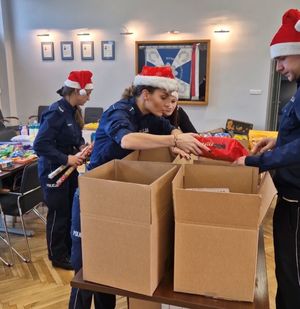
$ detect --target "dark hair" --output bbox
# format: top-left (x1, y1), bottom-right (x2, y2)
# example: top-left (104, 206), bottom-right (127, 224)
top-left (167, 106), bottom-right (179, 128)
top-left (56, 86), bottom-right (84, 129)
top-left (122, 85), bottom-right (159, 99)
top-left (56, 86), bottom-right (76, 97)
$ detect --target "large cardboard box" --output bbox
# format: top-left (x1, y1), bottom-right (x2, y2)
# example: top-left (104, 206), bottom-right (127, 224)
top-left (124, 147), bottom-right (174, 162)
top-left (172, 164), bottom-right (277, 301)
top-left (128, 298), bottom-right (186, 309)
top-left (79, 160), bottom-right (178, 295)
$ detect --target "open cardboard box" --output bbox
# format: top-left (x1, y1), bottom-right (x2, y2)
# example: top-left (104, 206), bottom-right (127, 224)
top-left (123, 147), bottom-right (174, 163)
top-left (79, 160), bottom-right (178, 295)
top-left (172, 164), bottom-right (277, 301)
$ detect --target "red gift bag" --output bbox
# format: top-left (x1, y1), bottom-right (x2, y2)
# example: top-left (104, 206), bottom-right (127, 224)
top-left (195, 136), bottom-right (249, 162)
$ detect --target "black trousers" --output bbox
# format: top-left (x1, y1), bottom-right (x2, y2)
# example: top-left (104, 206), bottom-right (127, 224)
top-left (42, 172), bottom-right (78, 261)
top-left (273, 197), bottom-right (300, 309)
top-left (69, 190), bottom-right (116, 309)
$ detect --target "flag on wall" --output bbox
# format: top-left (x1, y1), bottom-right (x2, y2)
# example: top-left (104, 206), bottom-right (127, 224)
top-left (145, 45), bottom-right (198, 99)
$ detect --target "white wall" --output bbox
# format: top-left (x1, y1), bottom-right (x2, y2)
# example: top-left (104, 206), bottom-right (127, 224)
top-left (2, 0), bottom-right (299, 131)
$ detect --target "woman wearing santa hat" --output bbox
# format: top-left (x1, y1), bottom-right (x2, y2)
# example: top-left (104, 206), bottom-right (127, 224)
top-left (235, 9), bottom-right (300, 308)
top-left (69, 65), bottom-right (209, 309)
top-left (33, 70), bottom-right (93, 270)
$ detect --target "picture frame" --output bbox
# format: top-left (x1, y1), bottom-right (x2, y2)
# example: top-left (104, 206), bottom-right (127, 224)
top-left (101, 40), bottom-right (115, 60)
top-left (81, 41), bottom-right (94, 60)
top-left (135, 40), bottom-right (210, 106)
top-left (61, 41), bottom-right (74, 60)
top-left (41, 42), bottom-right (54, 61)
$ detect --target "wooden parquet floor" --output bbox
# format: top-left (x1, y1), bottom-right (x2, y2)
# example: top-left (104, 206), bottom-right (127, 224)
top-left (0, 206), bottom-right (276, 309)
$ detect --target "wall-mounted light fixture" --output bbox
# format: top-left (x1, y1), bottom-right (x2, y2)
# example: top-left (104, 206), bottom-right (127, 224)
top-left (36, 33), bottom-right (50, 37)
top-left (214, 29), bottom-right (230, 33)
top-left (168, 30), bottom-right (181, 35)
top-left (120, 26), bottom-right (133, 35)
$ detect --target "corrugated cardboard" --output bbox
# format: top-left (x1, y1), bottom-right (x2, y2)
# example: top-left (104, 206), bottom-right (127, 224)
top-left (79, 160), bottom-right (178, 295)
top-left (128, 298), bottom-right (186, 309)
top-left (124, 147), bottom-right (174, 162)
top-left (173, 164), bottom-right (277, 301)
top-left (173, 154), bottom-right (233, 166)
top-left (128, 298), bottom-right (161, 309)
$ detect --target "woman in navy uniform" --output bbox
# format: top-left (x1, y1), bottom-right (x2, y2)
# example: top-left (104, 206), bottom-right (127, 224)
top-left (235, 9), bottom-right (300, 309)
top-left (69, 66), bottom-right (209, 309)
top-left (34, 71), bottom-right (93, 270)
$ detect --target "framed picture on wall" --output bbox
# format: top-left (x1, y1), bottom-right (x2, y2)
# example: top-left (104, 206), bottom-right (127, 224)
top-left (61, 41), bottom-right (74, 60)
top-left (41, 42), bottom-right (54, 61)
top-left (101, 40), bottom-right (115, 60)
top-left (81, 41), bottom-right (94, 60)
top-left (135, 40), bottom-right (210, 106)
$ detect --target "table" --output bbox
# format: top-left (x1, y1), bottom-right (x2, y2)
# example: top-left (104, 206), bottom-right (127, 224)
top-left (71, 230), bottom-right (269, 309)
top-left (0, 160), bottom-right (38, 236)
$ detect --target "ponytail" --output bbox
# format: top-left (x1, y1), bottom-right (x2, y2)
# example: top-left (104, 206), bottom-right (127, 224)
top-left (75, 107), bottom-right (84, 129)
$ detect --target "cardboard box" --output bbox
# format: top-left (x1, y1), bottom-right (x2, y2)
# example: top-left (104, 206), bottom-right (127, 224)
top-left (128, 298), bottom-right (186, 309)
top-left (128, 298), bottom-right (161, 309)
top-left (172, 164), bottom-right (277, 301)
top-left (173, 154), bottom-right (232, 166)
top-left (79, 160), bottom-right (178, 295)
top-left (124, 147), bottom-right (174, 163)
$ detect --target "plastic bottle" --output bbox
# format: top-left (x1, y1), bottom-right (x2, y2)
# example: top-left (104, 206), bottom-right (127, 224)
top-left (28, 123), bottom-right (34, 137)
top-left (21, 125), bottom-right (28, 136)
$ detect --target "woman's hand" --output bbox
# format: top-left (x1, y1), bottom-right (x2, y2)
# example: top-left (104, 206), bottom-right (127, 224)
top-left (175, 133), bottom-right (210, 156)
top-left (233, 156), bottom-right (246, 166)
top-left (171, 146), bottom-right (191, 160)
top-left (251, 138), bottom-right (276, 155)
top-left (67, 155), bottom-right (84, 167)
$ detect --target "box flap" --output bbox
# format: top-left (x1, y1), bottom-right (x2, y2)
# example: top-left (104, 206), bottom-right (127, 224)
top-left (150, 165), bottom-right (179, 222)
top-left (257, 172), bottom-right (277, 225)
top-left (123, 148), bottom-right (173, 162)
top-left (184, 164), bottom-right (259, 194)
top-left (172, 165), bottom-right (263, 229)
top-left (174, 189), bottom-right (261, 229)
top-left (79, 160), bottom-right (177, 224)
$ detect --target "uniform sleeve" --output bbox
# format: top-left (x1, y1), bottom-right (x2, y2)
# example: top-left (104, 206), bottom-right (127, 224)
top-left (103, 109), bottom-right (135, 145)
top-left (33, 110), bottom-right (68, 165)
top-left (161, 117), bottom-right (175, 134)
top-left (178, 107), bottom-right (197, 133)
top-left (245, 138), bottom-right (300, 172)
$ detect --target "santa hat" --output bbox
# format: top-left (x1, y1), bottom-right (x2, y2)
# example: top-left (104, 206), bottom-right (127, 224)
top-left (64, 70), bottom-right (93, 95)
top-left (270, 9), bottom-right (300, 59)
top-left (133, 66), bottom-right (178, 92)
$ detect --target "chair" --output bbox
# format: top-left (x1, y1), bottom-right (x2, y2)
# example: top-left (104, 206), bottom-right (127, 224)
top-left (0, 109), bottom-right (20, 132)
top-left (84, 107), bottom-right (103, 124)
top-left (0, 161), bottom-right (45, 265)
top-left (28, 105), bottom-right (49, 123)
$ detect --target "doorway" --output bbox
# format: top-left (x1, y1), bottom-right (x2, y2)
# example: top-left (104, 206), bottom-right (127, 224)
top-left (266, 60), bottom-right (297, 130)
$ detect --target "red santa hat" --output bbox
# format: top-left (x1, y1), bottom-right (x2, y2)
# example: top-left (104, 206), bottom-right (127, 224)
top-left (133, 66), bottom-right (178, 92)
top-left (270, 9), bottom-right (300, 59)
top-left (64, 70), bottom-right (93, 95)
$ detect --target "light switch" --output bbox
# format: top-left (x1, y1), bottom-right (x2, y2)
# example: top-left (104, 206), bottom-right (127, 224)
top-left (249, 89), bottom-right (262, 95)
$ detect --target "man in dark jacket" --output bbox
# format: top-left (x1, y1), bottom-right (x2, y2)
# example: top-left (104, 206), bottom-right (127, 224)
top-left (235, 9), bottom-right (300, 309)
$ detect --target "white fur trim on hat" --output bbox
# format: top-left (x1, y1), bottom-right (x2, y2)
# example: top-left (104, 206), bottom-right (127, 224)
top-left (295, 20), bottom-right (300, 32)
top-left (271, 42), bottom-right (300, 58)
top-left (64, 80), bottom-right (94, 90)
top-left (64, 79), bottom-right (80, 89)
top-left (133, 75), bottom-right (178, 92)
